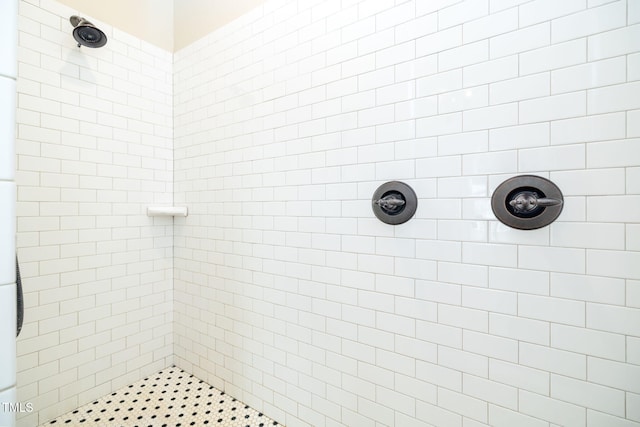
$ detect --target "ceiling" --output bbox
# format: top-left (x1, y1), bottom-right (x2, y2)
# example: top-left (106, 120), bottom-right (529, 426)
top-left (57, 0), bottom-right (266, 51)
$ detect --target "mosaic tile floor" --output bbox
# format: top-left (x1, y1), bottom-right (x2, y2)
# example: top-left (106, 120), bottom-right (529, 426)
top-left (41, 366), bottom-right (282, 427)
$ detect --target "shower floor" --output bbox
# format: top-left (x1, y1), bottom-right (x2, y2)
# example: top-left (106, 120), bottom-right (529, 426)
top-left (40, 366), bottom-right (282, 427)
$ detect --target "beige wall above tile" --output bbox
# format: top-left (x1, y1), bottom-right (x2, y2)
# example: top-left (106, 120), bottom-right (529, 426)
top-left (56, 0), bottom-right (265, 51)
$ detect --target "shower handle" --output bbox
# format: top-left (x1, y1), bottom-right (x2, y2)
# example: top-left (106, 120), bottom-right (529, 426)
top-left (508, 191), bottom-right (562, 214)
top-left (16, 256), bottom-right (23, 337)
top-left (373, 195), bottom-right (406, 212)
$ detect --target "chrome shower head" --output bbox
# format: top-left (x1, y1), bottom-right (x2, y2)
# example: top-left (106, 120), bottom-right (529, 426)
top-left (70, 15), bottom-right (107, 48)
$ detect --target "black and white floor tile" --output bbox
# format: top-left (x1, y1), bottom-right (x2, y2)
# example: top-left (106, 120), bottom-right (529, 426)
top-left (41, 367), bottom-right (282, 427)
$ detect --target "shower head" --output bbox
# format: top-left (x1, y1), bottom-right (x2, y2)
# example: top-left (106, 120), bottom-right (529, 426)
top-left (70, 15), bottom-right (107, 48)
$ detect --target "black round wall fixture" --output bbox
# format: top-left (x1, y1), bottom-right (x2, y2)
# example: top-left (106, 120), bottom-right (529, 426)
top-left (491, 175), bottom-right (564, 230)
top-left (371, 181), bottom-right (417, 225)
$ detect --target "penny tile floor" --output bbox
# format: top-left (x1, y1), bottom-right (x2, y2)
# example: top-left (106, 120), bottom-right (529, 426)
top-left (41, 366), bottom-right (282, 427)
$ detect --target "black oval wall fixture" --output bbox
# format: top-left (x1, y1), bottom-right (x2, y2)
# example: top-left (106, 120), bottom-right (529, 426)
top-left (372, 181), bottom-right (417, 225)
top-left (491, 175), bottom-right (564, 230)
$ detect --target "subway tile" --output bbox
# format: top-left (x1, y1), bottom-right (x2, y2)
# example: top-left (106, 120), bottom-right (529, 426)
top-left (417, 69), bottom-right (462, 97)
top-left (376, 41), bottom-right (415, 68)
top-left (519, 294), bottom-right (585, 327)
top-left (551, 374), bottom-right (624, 417)
top-left (489, 0), bottom-right (530, 12)
top-left (438, 304), bottom-right (488, 333)
top-left (438, 85), bottom-right (488, 114)
top-left (416, 112), bottom-right (462, 137)
top-left (376, 311), bottom-right (415, 337)
top-left (376, 81), bottom-right (415, 106)
top-left (438, 40), bottom-right (488, 72)
top-left (416, 321), bottom-right (462, 349)
top-left (416, 156), bottom-right (461, 178)
top-left (628, 167), bottom-right (640, 194)
top-left (586, 410), bottom-right (640, 427)
top-left (462, 150), bottom-right (516, 175)
top-left (438, 346), bottom-right (488, 377)
top-left (394, 296), bottom-right (436, 322)
top-left (463, 7), bottom-right (518, 43)
top-left (628, 337), bottom-right (640, 366)
top-left (394, 219), bottom-right (437, 240)
top-left (438, 176), bottom-right (487, 198)
top-left (520, 39), bottom-right (586, 76)
top-left (520, 390), bottom-right (586, 426)
top-left (587, 196), bottom-right (640, 223)
top-left (394, 257), bottom-right (438, 280)
top-left (416, 199), bottom-right (461, 220)
top-left (357, 254), bottom-right (395, 274)
top-left (519, 0), bottom-right (585, 27)
top-left (463, 102), bottom-right (518, 131)
top-left (588, 81), bottom-right (640, 115)
top-left (489, 405), bottom-right (548, 427)
top-left (490, 23), bottom-right (550, 59)
top-left (462, 198), bottom-right (493, 220)
top-left (395, 97), bottom-right (438, 121)
top-left (518, 144), bottom-right (585, 172)
top-left (439, 0), bottom-right (488, 30)
top-left (416, 25), bottom-right (462, 57)
top-left (438, 261), bottom-right (488, 287)
top-left (629, 226), bottom-right (640, 252)
top-left (550, 222), bottom-right (625, 250)
top-left (489, 266), bottom-right (549, 295)
top-left (464, 374), bottom-right (518, 410)
top-left (395, 14), bottom-right (438, 45)
top-left (629, 393), bottom-right (640, 423)
top-left (587, 303), bottom-right (640, 336)
top-left (586, 249), bottom-right (640, 280)
top-left (374, 236), bottom-right (415, 258)
top-left (415, 400), bottom-right (462, 426)
top-left (438, 220), bottom-right (488, 242)
top-left (489, 123), bottom-right (549, 151)
top-left (551, 324), bottom-right (625, 362)
top-left (463, 55), bottom-right (518, 87)
top-left (490, 72), bottom-right (550, 105)
top-left (631, 1), bottom-right (640, 25)
top-left (375, 159), bottom-right (415, 180)
top-left (462, 286), bottom-right (517, 315)
top-left (464, 330), bottom-right (518, 362)
top-left (550, 112), bottom-right (625, 145)
top-left (415, 280), bottom-right (461, 305)
top-left (439, 131), bottom-right (488, 155)
top-left (520, 92), bottom-right (586, 124)
top-left (552, 57), bottom-right (626, 94)
top-left (550, 272), bottom-right (625, 305)
top-left (489, 359), bottom-right (549, 396)
top-left (551, 168), bottom-right (625, 196)
top-left (20, 1), bottom-right (640, 425)
top-left (520, 342), bottom-right (587, 380)
top-left (357, 27), bottom-right (395, 55)
top-left (551, 1), bottom-right (626, 44)
top-left (630, 109), bottom-right (640, 137)
top-left (360, 69), bottom-right (396, 96)
top-left (631, 53), bottom-right (640, 82)
top-left (438, 387), bottom-right (487, 423)
top-left (588, 22), bottom-right (640, 61)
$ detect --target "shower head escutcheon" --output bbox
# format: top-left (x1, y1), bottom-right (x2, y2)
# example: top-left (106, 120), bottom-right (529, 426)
top-left (70, 15), bottom-right (107, 48)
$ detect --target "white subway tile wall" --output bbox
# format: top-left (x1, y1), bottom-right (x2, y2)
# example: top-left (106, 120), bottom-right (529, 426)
top-left (172, 1), bottom-right (640, 426)
top-left (16, 0), bottom-right (174, 425)
top-left (12, 0), bottom-right (640, 426)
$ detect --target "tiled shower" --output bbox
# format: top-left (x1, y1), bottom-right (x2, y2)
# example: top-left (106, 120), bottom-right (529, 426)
top-left (4, 0), bottom-right (640, 426)
top-left (0, 0), bottom-right (18, 426)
